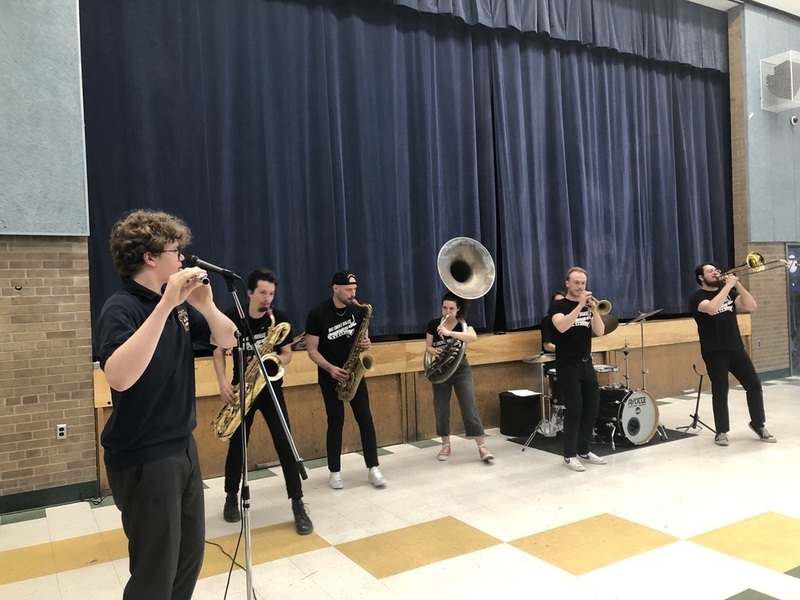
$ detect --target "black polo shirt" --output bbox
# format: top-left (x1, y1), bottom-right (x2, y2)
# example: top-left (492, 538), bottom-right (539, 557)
top-left (97, 279), bottom-right (212, 468)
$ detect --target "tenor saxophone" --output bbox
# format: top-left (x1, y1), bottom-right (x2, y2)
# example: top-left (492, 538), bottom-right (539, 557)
top-left (213, 310), bottom-right (291, 440)
top-left (336, 301), bottom-right (376, 402)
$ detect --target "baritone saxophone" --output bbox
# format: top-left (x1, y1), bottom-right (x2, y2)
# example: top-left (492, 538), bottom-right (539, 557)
top-left (213, 310), bottom-right (291, 440)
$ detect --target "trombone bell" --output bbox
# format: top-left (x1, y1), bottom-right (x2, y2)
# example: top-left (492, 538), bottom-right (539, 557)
top-left (722, 251), bottom-right (789, 279)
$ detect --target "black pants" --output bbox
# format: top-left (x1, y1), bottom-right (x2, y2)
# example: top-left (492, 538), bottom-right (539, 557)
top-left (224, 384), bottom-right (303, 500)
top-left (319, 377), bottom-right (379, 472)
top-left (702, 347), bottom-right (765, 433)
top-left (557, 359), bottom-right (600, 459)
top-left (107, 436), bottom-right (205, 600)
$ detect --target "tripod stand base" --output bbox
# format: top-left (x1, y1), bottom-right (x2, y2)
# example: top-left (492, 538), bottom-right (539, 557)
top-left (676, 414), bottom-right (716, 436)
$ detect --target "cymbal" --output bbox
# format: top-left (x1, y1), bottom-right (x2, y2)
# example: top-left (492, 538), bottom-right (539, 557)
top-left (522, 353), bottom-right (555, 364)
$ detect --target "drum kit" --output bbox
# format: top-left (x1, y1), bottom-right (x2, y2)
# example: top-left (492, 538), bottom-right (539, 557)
top-left (521, 309), bottom-right (668, 451)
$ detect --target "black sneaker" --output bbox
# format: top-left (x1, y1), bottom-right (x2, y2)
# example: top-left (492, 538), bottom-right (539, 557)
top-left (291, 498), bottom-right (313, 535)
top-left (748, 422), bottom-right (777, 443)
top-left (223, 493), bottom-right (240, 523)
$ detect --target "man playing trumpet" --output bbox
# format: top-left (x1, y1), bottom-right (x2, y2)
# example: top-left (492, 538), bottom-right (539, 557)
top-left (549, 267), bottom-right (606, 472)
top-left (689, 263), bottom-right (776, 446)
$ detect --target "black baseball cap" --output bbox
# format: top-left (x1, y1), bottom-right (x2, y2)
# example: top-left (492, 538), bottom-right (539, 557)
top-left (331, 271), bottom-right (357, 286)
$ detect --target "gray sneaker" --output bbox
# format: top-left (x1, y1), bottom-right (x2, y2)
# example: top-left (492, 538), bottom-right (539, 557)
top-left (748, 423), bottom-right (777, 443)
top-left (714, 432), bottom-right (729, 446)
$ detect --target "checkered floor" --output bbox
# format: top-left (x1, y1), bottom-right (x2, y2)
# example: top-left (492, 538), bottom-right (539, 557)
top-left (2, 378), bottom-right (800, 599)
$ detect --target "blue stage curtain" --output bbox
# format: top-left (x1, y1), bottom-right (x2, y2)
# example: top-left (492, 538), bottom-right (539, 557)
top-left (80, 0), bottom-right (731, 347)
top-left (491, 31), bottom-right (731, 328)
top-left (384, 0), bottom-right (728, 72)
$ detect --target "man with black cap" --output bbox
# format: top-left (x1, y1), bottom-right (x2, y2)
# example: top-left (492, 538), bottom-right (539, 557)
top-left (305, 271), bottom-right (386, 489)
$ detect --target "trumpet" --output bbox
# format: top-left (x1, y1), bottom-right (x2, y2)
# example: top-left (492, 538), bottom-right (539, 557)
top-left (719, 252), bottom-right (789, 281)
top-left (586, 296), bottom-right (612, 315)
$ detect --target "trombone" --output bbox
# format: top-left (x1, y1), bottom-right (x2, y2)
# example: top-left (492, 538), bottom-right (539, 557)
top-left (720, 252), bottom-right (789, 280)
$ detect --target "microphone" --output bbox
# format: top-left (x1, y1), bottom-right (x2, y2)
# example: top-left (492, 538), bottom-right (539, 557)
top-left (185, 255), bottom-right (240, 280)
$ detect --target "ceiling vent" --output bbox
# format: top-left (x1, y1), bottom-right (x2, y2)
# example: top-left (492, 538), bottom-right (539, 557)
top-left (761, 51), bottom-right (800, 112)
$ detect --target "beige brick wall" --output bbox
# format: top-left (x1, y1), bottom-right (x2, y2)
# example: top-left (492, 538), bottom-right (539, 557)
top-left (0, 236), bottom-right (96, 497)
top-left (728, 8), bottom-right (790, 374)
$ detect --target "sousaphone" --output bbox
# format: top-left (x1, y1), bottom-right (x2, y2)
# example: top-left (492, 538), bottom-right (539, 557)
top-left (424, 237), bottom-right (496, 383)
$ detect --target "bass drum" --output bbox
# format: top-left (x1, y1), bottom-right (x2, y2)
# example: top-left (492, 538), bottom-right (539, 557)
top-left (596, 387), bottom-right (659, 445)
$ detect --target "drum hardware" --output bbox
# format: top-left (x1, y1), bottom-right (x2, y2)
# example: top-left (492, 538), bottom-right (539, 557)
top-left (595, 387), bottom-right (660, 450)
top-left (677, 364), bottom-right (717, 436)
top-left (621, 308), bottom-right (662, 391)
top-left (521, 362), bottom-right (559, 450)
top-left (522, 353), bottom-right (556, 364)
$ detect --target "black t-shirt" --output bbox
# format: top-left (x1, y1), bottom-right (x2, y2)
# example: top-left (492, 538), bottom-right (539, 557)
top-left (426, 317), bottom-right (467, 355)
top-left (97, 278), bottom-right (212, 468)
top-left (689, 288), bottom-right (744, 353)
top-left (540, 315), bottom-right (555, 352)
top-left (224, 305), bottom-right (291, 386)
top-left (306, 299), bottom-right (368, 380)
top-left (548, 298), bottom-right (592, 359)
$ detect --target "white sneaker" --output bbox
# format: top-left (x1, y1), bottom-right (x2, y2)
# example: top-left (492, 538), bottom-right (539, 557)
top-left (563, 457), bottom-right (585, 472)
top-left (368, 466), bottom-right (386, 487)
top-left (578, 451), bottom-right (607, 465)
top-left (328, 472), bottom-right (344, 490)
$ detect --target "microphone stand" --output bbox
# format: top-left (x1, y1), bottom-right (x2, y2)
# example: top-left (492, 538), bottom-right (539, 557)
top-left (223, 275), bottom-right (308, 600)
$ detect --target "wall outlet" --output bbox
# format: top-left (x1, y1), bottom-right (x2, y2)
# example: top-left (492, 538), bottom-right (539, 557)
top-left (56, 424), bottom-right (67, 439)
top-left (757, 339), bottom-right (762, 348)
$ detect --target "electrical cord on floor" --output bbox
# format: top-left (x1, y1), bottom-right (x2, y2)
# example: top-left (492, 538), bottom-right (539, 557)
top-left (205, 496), bottom-right (262, 599)
top-left (80, 492), bottom-right (111, 506)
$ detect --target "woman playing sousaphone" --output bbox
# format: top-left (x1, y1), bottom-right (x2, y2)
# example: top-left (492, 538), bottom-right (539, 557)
top-left (425, 292), bottom-right (494, 463)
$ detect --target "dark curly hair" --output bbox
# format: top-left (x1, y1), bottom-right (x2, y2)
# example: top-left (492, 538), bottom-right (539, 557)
top-left (109, 210), bottom-right (192, 278)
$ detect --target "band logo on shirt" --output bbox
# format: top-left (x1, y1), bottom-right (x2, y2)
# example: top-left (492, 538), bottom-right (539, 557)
top-left (177, 308), bottom-right (190, 332)
top-left (713, 295), bottom-right (735, 315)
top-left (327, 315), bottom-right (357, 341)
top-left (573, 309), bottom-right (592, 329)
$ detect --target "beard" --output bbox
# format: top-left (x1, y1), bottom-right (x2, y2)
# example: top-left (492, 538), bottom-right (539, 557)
top-left (706, 277), bottom-right (724, 289)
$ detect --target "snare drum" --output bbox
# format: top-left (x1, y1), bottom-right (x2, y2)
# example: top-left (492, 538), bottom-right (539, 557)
top-left (596, 387), bottom-right (659, 445)
top-left (593, 364), bottom-right (620, 373)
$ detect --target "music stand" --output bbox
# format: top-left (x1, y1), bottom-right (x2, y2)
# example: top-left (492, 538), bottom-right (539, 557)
top-left (677, 364), bottom-right (716, 436)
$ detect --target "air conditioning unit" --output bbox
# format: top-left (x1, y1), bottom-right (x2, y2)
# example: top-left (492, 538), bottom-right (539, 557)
top-left (760, 51), bottom-right (800, 112)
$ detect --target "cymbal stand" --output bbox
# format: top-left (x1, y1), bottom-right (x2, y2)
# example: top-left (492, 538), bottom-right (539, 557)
top-left (619, 341), bottom-right (631, 389)
top-left (522, 363), bottom-right (553, 450)
top-left (623, 309), bottom-right (667, 439)
top-left (677, 364), bottom-right (716, 436)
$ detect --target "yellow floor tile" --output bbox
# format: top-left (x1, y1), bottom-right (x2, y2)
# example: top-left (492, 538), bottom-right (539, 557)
top-left (199, 522), bottom-right (329, 578)
top-left (510, 513), bottom-right (678, 575)
top-left (335, 516), bottom-right (501, 579)
top-left (689, 512), bottom-right (800, 572)
top-left (0, 543), bottom-right (56, 585)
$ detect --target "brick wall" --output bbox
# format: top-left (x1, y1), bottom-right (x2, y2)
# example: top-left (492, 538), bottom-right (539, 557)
top-left (728, 8), bottom-right (790, 374)
top-left (0, 236), bottom-right (96, 498)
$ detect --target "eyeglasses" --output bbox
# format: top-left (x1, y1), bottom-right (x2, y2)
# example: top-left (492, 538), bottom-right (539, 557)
top-left (158, 248), bottom-right (183, 257)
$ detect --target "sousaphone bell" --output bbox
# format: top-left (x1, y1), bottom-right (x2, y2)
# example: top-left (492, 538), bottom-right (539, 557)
top-left (436, 237), bottom-right (496, 300)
